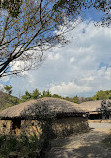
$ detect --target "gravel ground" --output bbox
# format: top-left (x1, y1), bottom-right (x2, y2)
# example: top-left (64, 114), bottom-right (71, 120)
top-left (89, 122), bottom-right (111, 132)
top-left (48, 122), bottom-right (111, 158)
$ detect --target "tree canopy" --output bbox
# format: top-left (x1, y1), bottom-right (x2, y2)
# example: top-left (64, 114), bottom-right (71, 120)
top-left (1, 85), bottom-right (111, 110)
top-left (4, 85), bottom-right (12, 95)
top-left (0, 0), bottom-right (110, 77)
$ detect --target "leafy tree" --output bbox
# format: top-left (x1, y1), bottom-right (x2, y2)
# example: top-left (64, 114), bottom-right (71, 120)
top-left (4, 85), bottom-right (12, 95)
top-left (52, 94), bottom-right (62, 99)
top-left (93, 90), bottom-right (107, 100)
top-left (42, 90), bottom-right (52, 97)
top-left (21, 91), bottom-right (32, 100)
top-left (32, 88), bottom-right (41, 99)
top-left (0, 0), bottom-right (110, 77)
top-left (73, 95), bottom-right (80, 104)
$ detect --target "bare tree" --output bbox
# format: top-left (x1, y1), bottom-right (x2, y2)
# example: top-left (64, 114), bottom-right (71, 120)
top-left (0, 0), bottom-right (110, 77)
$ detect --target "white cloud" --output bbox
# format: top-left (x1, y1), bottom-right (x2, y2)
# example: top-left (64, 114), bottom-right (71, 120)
top-left (48, 53), bottom-right (61, 61)
top-left (50, 82), bottom-right (92, 97)
top-left (5, 20), bottom-right (111, 97)
top-left (0, 76), bottom-right (9, 82)
top-left (105, 67), bottom-right (111, 80)
top-left (0, 84), bottom-right (4, 91)
top-left (70, 57), bottom-right (75, 63)
top-left (10, 60), bottom-right (29, 75)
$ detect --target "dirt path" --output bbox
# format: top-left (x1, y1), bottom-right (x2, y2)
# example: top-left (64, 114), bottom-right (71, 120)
top-left (48, 122), bottom-right (111, 158)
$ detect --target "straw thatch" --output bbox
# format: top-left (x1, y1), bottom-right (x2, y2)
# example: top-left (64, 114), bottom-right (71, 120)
top-left (80, 100), bottom-right (102, 112)
top-left (0, 97), bottom-right (85, 119)
top-left (80, 100), bottom-right (111, 113)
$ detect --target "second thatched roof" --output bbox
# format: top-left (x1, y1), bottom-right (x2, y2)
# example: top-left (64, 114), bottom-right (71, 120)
top-left (0, 97), bottom-right (85, 119)
top-left (79, 100), bottom-right (102, 112)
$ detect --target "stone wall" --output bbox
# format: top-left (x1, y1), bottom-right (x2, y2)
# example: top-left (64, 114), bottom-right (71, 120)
top-left (20, 120), bottom-right (42, 137)
top-left (0, 117), bottom-right (89, 137)
top-left (52, 117), bottom-right (89, 137)
top-left (0, 120), bottom-right (12, 135)
top-left (0, 120), bottom-right (42, 137)
top-left (20, 117), bottom-right (89, 137)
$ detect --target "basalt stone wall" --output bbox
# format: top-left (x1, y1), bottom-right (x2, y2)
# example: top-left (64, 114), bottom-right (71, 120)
top-left (52, 117), bottom-right (89, 137)
top-left (20, 117), bottom-right (89, 137)
top-left (0, 117), bottom-right (89, 137)
top-left (0, 120), bottom-right (42, 136)
top-left (20, 120), bottom-right (42, 137)
top-left (0, 120), bottom-right (12, 135)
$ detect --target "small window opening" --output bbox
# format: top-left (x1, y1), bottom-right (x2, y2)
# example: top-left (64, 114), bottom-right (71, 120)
top-left (12, 119), bottom-right (21, 134)
top-left (32, 122), bottom-right (34, 126)
top-left (3, 124), bottom-right (6, 128)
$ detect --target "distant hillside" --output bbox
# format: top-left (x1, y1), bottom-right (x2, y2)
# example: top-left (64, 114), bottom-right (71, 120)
top-left (0, 91), bottom-right (21, 111)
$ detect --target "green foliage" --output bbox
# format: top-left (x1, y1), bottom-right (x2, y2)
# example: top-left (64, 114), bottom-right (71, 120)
top-left (73, 95), bottom-right (80, 104)
top-left (21, 89), bottom-right (41, 101)
top-left (42, 90), bottom-right (52, 97)
top-left (64, 96), bottom-right (73, 102)
top-left (32, 89), bottom-right (41, 99)
top-left (21, 89), bottom-right (111, 104)
top-left (2, 85), bottom-right (111, 112)
top-left (92, 90), bottom-right (111, 100)
top-left (52, 94), bottom-right (62, 99)
top-left (0, 134), bottom-right (40, 158)
top-left (63, 96), bottom-right (80, 104)
top-left (21, 91), bottom-right (32, 100)
top-left (21, 89), bottom-right (53, 101)
top-left (0, 91), bottom-right (21, 111)
top-left (0, 121), bottom-right (55, 158)
top-left (4, 85), bottom-right (12, 95)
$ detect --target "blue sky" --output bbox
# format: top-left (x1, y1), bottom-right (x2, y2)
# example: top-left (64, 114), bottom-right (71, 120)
top-left (0, 6), bottom-right (111, 98)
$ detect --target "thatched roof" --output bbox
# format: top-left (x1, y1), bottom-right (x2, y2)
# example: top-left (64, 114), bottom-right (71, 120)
top-left (80, 100), bottom-right (111, 113)
top-left (0, 97), bottom-right (85, 119)
top-left (80, 100), bottom-right (102, 112)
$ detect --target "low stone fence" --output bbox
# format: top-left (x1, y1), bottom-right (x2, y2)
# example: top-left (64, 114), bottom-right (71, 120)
top-left (0, 117), bottom-right (89, 137)
top-left (52, 117), bottom-right (89, 137)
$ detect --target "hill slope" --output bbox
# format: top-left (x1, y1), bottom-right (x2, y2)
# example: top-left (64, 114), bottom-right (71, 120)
top-left (0, 91), bottom-right (21, 111)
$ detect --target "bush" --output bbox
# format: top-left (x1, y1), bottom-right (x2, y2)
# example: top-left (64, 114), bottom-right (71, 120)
top-left (0, 134), bottom-right (40, 158)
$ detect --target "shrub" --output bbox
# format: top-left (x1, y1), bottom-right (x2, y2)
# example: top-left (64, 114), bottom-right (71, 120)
top-left (0, 134), bottom-right (40, 158)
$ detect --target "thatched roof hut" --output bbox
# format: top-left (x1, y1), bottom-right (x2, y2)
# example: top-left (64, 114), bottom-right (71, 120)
top-left (80, 100), bottom-right (111, 120)
top-left (80, 100), bottom-right (111, 113)
top-left (0, 97), bottom-right (89, 136)
top-left (0, 97), bottom-right (85, 120)
top-left (79, 100), bottom-right (102, 113)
